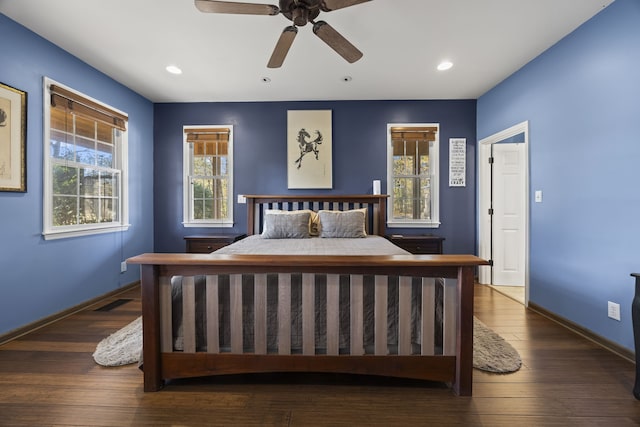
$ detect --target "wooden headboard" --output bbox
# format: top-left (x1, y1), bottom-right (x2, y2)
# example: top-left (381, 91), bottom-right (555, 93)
top-left (244, 194), bottom-right (388, 236)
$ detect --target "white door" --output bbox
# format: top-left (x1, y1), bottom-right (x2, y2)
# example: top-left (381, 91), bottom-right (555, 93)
top-left (491, 143), bottom-right (526, 286)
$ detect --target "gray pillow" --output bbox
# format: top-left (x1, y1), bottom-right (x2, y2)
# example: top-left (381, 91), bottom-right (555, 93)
top-left (318, 209), bottom-right (367, 238)
top-left (266, 209), bottom-right (319, 236)
top-left (261, 211), bottom-right (311, 239)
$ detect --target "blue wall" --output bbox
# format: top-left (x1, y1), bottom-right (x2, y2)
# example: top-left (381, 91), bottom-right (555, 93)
top-left (154, 100), bottom-right (477, 253)
top-left (12, 0), bottom-right (633, 355)
top-left (0, 15), bottom-right (154, 335)
top-left (477, 0), bottom-right (640, 351)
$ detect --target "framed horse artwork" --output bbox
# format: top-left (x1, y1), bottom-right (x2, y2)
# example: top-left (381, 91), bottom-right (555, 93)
top-left (287, 110), bottom-right (332, 189)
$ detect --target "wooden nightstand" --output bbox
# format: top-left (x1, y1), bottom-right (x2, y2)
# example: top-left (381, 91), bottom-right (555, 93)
top-left (386, 234), bottom-right (445, 254)
top-left (184, 234), bottom-right (247, 253)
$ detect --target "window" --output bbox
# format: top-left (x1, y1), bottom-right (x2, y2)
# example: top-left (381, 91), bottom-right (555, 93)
top-left (183, 126), bottom-right (234, 227)
top-left (43, 78), bottom-right (129, 240)
top-left (386, 124), bottom-right (440, 228)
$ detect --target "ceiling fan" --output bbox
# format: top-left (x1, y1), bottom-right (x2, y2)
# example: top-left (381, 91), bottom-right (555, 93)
top-left (195, 0), bottom-right (371, 68)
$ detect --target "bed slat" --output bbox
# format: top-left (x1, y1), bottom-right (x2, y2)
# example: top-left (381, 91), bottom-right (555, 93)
top-left (398, 276), bottom-right (412, 355)
top-left (374, 275), bottom-right (388, 355)
top-left (182, 276), bottom-right (196, 353)
top-left (230, 274), bottom-right (243, 354)
top-left (278, 273), bottom-right (291, 355)
top-left (206, 275), bottom-right (219, 353)
top-left (254, 274), bottom-right (267, 354)
top-left (160, 276), bottom-right (173, 353)
top-left (326, 274), bottom-right (340, 355)
top-left (372, 205), bottom-right (379, 235)
top-left (443, 279), bottom-right (457, 356)
top-left (350, 275), bottom-right (364, 355)
top-left (302, 273), bottom-right (315, 355)
top-left (421, 277), bottom-right (435, 355)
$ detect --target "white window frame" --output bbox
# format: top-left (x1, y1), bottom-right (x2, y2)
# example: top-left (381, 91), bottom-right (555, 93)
top-left (386, 123), bottom-right (440, 229)
top-left (42, 77), bottom-right (129, 240)
top-left (182, 125), bottom-right (234, 228)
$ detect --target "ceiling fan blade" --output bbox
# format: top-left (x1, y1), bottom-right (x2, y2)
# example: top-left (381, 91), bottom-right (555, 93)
top-left (267, 26), bottom-right (298, 68)
top-left (320, 0), bottom-right (371, 12)
top-left (312, 21), bottom-right (363, 64)
top-left (195, 0), bottom-right (279, 15)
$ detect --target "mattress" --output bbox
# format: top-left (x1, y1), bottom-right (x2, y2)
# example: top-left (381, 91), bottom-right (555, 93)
top-left (213, 234), bottom-right (410, 256)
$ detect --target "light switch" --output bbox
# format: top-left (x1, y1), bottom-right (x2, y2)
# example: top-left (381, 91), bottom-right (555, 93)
top-left (237, 194), bottom-right (246, 204)
top-left (534, 190), bottom-right (543, 203)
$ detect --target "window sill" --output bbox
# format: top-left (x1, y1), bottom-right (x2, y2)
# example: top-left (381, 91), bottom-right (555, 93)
top-left (43, 224), bottom-right (131, 240)
top-left (387, 221), bottom-right (440, 229)
top-left (183, 222), bottom-right (233, 228)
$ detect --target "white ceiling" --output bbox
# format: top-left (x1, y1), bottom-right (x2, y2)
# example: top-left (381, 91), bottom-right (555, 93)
top-left (1, 0), bottom-right (614, 103)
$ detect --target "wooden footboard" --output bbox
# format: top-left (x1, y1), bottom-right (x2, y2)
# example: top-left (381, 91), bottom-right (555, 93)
top-left (128, 254), bottom-right (488, 395)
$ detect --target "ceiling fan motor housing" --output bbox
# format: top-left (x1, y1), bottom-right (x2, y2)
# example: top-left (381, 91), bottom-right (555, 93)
top-left (281, 0), bottom-right (321, 26)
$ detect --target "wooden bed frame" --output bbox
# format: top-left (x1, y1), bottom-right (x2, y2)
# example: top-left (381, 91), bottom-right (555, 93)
top-left (127, 195), bottom-right (488, 395)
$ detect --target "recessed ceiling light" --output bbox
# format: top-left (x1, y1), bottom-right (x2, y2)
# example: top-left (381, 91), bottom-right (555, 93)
top-left (437, 61), bottom-right (453, 71)
top-left (166, 65), bottom-right (182, 75)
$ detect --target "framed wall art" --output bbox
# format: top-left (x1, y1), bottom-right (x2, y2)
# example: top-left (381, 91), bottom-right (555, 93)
top-left (287, 110), bottom-right (332, 189)
top-left (0, 82), bottom-right (27, 192)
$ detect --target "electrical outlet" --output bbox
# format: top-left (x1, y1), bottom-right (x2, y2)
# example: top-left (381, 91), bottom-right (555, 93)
top-left (120, 261), bottom-right (127, 273)
top-left (237, 194), bottom-right (246, 204)
top-left (607, 301), bottom-right (620, 321)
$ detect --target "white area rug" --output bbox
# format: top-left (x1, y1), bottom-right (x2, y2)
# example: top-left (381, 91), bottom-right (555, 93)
top-left (92, 316), bottom-right (142, 367)
top-left (473, 317), bottom-right (522, 373)
top-left (93, 316), bottom-right (522, 373)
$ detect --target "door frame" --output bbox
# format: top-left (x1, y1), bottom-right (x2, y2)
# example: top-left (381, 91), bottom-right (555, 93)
top-left (478, 121), bottom-right (530, 304)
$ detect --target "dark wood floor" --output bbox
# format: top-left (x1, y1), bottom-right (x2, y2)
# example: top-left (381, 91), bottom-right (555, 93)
top-left (0, 284), bottom-right (638, 426)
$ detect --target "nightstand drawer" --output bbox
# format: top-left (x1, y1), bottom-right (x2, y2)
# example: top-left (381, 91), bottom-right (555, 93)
top-left (184, 234), bottom-right (246, 253)
top-left (386, 234), bottom-right (445, 254)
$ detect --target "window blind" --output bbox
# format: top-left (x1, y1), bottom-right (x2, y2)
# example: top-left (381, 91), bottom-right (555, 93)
top-left (389, 126), bottom-right (437, 142)
top-left (185, 128), bottom-right (230, 156)
top-left (184, 128), bottom-right (230, 142)
top-left (50, 84), bottom-right (127, 131)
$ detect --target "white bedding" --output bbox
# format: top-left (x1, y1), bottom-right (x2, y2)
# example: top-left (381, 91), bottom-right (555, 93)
top-left (213, 234), bottom-right (410, 256)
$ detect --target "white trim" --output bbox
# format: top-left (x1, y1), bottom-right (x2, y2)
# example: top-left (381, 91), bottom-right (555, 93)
top-left (478, 121), bottom-right (530, 305)
top-left (182, 125), bottom-right (234, 227)
top-left (43, 224), bottom-right (130, 240)
top-left (42, 77), bottom-right (129, 240)
top-left (43, 78), bottom-right (52, 236)
top-left (386, 123), bottom-right (440, 228)
top-left (183, 222), bottom-right (233, 228)
top-left (387, 221), bottom-right (441, 229)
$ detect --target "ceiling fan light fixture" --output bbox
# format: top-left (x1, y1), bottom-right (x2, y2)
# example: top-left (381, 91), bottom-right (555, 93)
top-left (437, 61), bottom-right (453, 71)
top-left (166, 65), bottom-right (183, 75)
